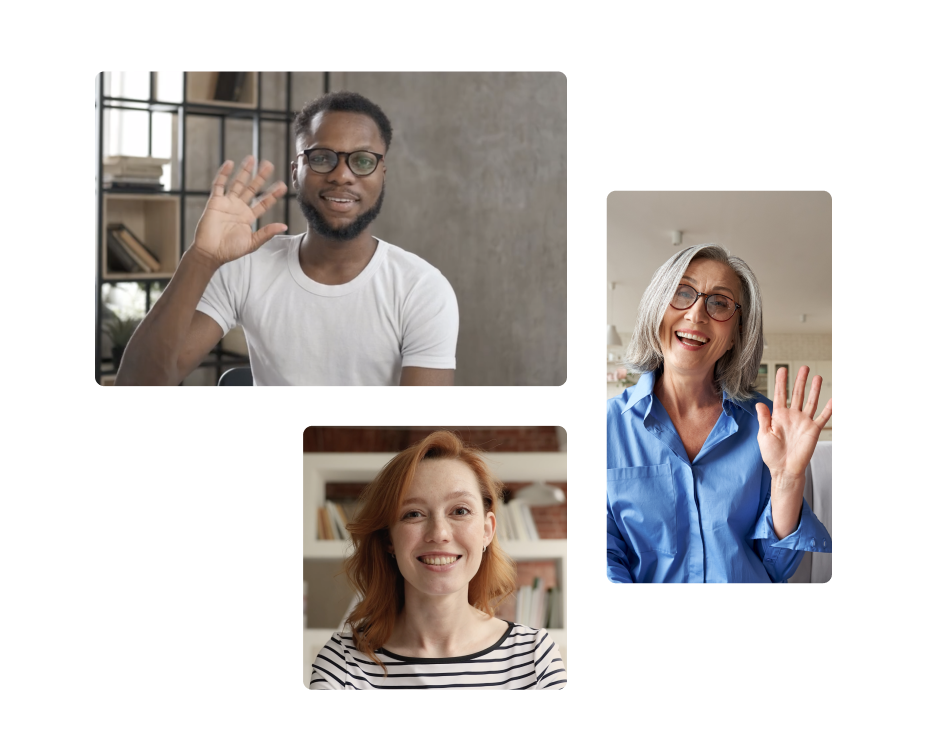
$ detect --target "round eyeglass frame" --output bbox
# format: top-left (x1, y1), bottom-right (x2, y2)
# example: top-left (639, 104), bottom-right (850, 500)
top-left (670, 283), bottom-right (742, 322)
top-left (301, 148), bottom-right (384, 177)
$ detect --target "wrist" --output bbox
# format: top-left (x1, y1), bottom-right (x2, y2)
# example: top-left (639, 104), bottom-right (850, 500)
top-left (770, 470), bottom-right (806, 492)
top-left (183, 248), bottom-right (222, 273)
top-left (770, 472), bottom-right (805, 540)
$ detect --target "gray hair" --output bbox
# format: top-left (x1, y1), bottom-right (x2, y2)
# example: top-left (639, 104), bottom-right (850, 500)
top-left (623, 244), bottom-right (764, 403)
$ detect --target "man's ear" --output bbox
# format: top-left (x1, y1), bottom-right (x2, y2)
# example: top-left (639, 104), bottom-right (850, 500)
top-left (290, 160), bottom-right (298, 190)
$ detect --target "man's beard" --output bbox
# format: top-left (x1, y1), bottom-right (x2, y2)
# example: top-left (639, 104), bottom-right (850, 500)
top-left (298, 184), bottom-right (385, 242)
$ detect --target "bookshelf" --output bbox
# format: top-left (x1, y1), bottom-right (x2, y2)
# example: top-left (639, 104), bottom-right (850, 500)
top-left (94, 71), bottom-right (301, 384)
top-left (302, 451), bottom-right (568, 685)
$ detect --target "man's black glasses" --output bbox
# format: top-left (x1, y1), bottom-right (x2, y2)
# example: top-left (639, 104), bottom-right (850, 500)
top-left (301, 148), bottom-right (384, 177)
top-left (670, 284), bottom-right (741, 322)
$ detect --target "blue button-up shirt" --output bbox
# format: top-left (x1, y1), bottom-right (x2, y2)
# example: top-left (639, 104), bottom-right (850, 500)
top-left (607, 371), bottom-right (832, 583)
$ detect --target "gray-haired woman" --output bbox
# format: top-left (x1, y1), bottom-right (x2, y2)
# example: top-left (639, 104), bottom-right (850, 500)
top-left (606, 244), bottom-right (832, 583)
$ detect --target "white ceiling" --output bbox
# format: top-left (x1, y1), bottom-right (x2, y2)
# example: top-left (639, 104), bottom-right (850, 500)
top-left (607, 192), bottom-right (832, 334)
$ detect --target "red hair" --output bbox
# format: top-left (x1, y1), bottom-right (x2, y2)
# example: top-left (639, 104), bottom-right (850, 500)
top-left (343, 430), bottom-right (517, 673)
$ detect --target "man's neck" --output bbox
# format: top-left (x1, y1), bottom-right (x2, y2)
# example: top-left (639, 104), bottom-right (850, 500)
top-left (298, 228), bottom-right (378, 286)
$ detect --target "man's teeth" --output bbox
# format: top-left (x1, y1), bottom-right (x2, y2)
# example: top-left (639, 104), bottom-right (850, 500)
top-left (324, 197), bottom-right (353, 203)
top-left (676, 331), bottom-right (707, 344)
top-left (420, 555), bottom-right (459, 565)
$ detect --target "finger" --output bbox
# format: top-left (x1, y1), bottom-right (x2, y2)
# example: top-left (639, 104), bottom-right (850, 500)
top-left (773, 366), bottom-right (787, 410)
top-left (249, 181), bottom-right (287, 220)
top-left (228, 155), bottom-right (255, 198)
top-left (804, 375), bottom-right (823, 418)
top-left (211, 160), bottom-right (235, 197)
top-left (791, 365), bottom-right (809, 410)
top-left (241, 160), bottom-right (276, 201)
top-left (251, 222), bottom-right (289, 250)
top-left (755, 402), bottom-right (771, 433)
top-left (815, 398), bottom-right (833, 428)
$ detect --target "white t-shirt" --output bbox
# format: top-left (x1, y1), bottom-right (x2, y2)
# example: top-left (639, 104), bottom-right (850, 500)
top-left (196, 235), bottom-right (458, 385)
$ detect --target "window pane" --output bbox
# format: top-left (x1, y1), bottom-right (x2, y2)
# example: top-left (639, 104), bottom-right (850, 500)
top-left (155, 71), bottom-right (183, 103)
top-left (105, 107), bottom-right (150, 157)
top-left (108, 71), bottom-right (150, 100)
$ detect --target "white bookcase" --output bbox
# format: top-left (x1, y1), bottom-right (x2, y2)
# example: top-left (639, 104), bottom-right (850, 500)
top-left (303, 451), bottom-right (568, 684)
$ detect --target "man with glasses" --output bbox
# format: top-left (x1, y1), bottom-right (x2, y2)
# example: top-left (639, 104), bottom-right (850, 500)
top-left (197, 97), bottom-right (458, 387)
top-left (290, 111), bottom-right (387, 285)
top-left (290, 111), bottom-right (458, 386)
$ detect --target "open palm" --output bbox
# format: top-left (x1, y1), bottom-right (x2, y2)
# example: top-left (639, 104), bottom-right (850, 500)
top-left (193, 156), bottom-right (289, 266)
top-left (756, 366), bottom-right (832, 478)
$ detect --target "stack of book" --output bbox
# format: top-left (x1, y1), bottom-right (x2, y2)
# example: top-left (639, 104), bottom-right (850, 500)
top-left (514, 578), bottom-right (561, 629)
top-left (317, 500), bottom-right (354, 540)
top-left (498, 501), bottom-right (538, 541)
top-left (103, 155), bottom-right (169, 191)
top-left (106, 224), bottom-right (162, 273)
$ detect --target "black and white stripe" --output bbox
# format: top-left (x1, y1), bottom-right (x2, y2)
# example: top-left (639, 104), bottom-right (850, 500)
top-left (310, 622), bottom-right (566, 690)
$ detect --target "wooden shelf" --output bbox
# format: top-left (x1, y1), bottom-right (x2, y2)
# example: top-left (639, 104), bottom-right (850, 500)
top-left (101, 194), bottom-right (180, 281)
top-left (185, 72), bottom-right (258, 109)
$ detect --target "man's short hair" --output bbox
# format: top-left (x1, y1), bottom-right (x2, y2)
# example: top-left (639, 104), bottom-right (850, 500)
top-left (293, 91), bottom-right (393, 152)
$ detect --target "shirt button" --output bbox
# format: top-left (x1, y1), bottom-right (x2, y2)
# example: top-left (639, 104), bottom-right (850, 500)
top-left (823, 540), bottom-right (827, 549)
top-left (810, 538), bottom-right (816, 549)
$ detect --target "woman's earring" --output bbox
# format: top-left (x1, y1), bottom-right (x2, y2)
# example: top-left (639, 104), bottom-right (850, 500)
top-left (483, 544), bottom-right (487, 553)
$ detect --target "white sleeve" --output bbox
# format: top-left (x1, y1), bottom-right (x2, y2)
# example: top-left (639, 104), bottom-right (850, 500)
top-left (195, 258), bottom-right (246, 336)
top-left (400, 269), bottom-right (458, 369)
top-left (309, 634), bottom-right (348, 690)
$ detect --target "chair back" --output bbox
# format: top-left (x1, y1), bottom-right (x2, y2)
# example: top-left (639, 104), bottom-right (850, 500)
top-left (788, 441), bottom-right (832, 583)
top-left (218, 366), bottom-right (253, 386)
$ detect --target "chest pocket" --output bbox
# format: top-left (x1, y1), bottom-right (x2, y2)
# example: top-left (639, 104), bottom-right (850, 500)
top-left (607, 463), bottom-right (677, 556)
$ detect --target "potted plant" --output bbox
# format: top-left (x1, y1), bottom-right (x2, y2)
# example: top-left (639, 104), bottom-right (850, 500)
top-left (103, 315), bottom-right (139, 370)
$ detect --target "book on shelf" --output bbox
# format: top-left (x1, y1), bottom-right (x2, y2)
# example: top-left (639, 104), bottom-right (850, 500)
top-left (213, 72), bottom-right (247, 102)
top-left (326, 500), bottom-right (347, 540)
top-left (322, 498), bottom-right (540, 546)
top-left (544, 586), bottom-right (561, 629)
top-left (118, 225), bottom-right (161, 271)
top-left (105, 227), bottom-right (149, 273)
top-left (103, 177), bottom-right (165, 193)
top-left (317, 506), bottom-right (335, 541)
top-left (103, 156), bottom-right (168, 190)
top-left (514, 579), bottom-right (559, 629)
top-left (103, 155), bottom-right (170, 171)
top-left (498, 501), bottom-right (539, 541)
top-left (314, 500), bottom-right (357, 542)
top-left (530, 577), bottom-right (547, 629)
top-left (106, 226), bottom-right (157, 273)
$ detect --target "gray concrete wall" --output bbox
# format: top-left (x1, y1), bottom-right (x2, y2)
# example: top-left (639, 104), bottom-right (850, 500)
top-left (329, 72), bottom-right (567, 385)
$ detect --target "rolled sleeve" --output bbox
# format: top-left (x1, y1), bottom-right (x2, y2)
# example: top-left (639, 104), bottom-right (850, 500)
top-left (751, 498), bottom-right (832, 582)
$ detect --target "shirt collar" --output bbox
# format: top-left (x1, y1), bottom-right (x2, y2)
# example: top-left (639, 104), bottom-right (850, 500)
top-left (621, 370), bottom-right (759, 418)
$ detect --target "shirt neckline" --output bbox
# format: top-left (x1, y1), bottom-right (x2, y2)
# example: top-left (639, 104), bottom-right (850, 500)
top-left (377, 621), bottom-right (515, 664)
top-left (286, 233), bottom-right (388, 297)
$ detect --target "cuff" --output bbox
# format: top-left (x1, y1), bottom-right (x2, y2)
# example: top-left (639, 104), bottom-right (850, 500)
top-left (751, 497), bottom-right (832, 553)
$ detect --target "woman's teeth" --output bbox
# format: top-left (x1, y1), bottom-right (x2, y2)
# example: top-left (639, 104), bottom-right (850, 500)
top-left (676, 331), bottom-right (707, 346)
top-left (419, 555), bottom-right (459, 566)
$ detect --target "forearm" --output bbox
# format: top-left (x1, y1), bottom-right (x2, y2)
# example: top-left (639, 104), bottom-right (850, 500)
top-left (115, 248), bottom-right (219, 385)
top-left (770, 471), bottom-right (806, 540)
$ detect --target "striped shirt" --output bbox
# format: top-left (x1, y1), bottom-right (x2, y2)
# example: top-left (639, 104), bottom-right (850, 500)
top-left (310, 622), bottom-right (566, 689)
